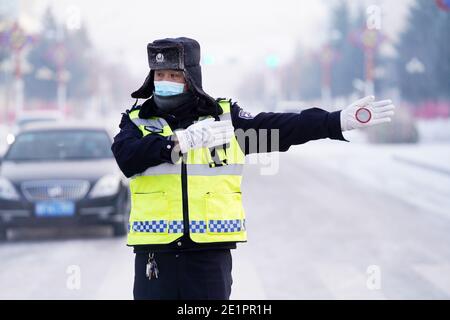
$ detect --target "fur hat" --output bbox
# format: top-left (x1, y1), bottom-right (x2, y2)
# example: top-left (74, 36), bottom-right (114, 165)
top-left (131, 37), bottom-right (222, 116)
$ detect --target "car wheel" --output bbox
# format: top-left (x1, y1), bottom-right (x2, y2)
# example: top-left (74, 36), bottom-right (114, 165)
top-left (112, 221), bottom-right (128, 237)
top-left (112, 189), bottom-right (130, 237)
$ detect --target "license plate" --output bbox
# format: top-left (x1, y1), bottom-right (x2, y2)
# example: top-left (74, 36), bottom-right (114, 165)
top-left (35, 201), bottom-right (75, 217)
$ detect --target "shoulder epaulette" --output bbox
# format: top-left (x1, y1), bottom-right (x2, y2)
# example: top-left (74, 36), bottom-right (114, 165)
top-left (126, 104), bottom-right (142, 114)
top-left (216, 97), bottom-right (233, 104)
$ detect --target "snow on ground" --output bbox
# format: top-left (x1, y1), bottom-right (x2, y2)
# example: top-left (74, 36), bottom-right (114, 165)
top-left (238, 140), bottom-right (450, 299)
top-left (292, 140), bottom-right (450, 220)
top-left (417, 118), bottom-right (450, 143)
top-left (0, 228), bottom-right (133, 300)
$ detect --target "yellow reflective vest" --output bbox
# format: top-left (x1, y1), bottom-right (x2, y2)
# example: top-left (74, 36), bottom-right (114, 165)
top-left (126, 99), bottom-right (247, 245)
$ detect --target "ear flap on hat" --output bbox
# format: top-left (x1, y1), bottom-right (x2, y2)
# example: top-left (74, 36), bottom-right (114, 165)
top-left (131, 70), bottom-right (154, 99)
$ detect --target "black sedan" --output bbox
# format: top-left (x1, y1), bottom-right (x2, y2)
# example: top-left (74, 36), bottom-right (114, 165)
top-left (0, 122), bottom-right (129, 241)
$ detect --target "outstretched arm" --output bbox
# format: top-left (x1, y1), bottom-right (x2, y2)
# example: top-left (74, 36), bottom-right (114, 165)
top-left (231, 102), bottom-right (347, 155)
top-left (231, 96), bottom-right (395, 155)
top-left (231, 96), bottom-right (395, 154)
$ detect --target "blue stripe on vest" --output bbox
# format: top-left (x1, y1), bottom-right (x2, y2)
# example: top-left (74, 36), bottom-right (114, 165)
top-left (168, 220), bottom-right (184, 234)
top-left (133, 220), bottom-right (167, 233)
top-left (190, 220), bottom-right (207, 233)
top-left (209, 219), bottom-right (245, 233)
top-left (131, 219), bottom-right (246, 234)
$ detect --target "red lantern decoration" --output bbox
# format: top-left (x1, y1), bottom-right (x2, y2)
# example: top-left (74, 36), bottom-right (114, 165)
top-left (436, 0), bottom-right (450, 11)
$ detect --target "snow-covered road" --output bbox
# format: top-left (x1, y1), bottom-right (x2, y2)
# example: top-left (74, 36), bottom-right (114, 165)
top-left (1, 141), bottom-right (450, 299)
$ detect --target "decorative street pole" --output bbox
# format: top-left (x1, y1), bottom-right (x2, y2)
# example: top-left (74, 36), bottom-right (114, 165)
top-left (436, 0), bottom-right (450, 11)
top-left (320, 45), bottom-right (338, 105)
top-left (44, 31), bottom-right (69, 116)
top-left (52, 42), bottom-right (68, 115)
top-left (0, 22), bottom-right (35, 122)
top-left (362, 29), bottom-right (377, 96)
top-left (350, 28), bottom-right (385, 96)
top-left (7, 22), bottom-right (30, 118)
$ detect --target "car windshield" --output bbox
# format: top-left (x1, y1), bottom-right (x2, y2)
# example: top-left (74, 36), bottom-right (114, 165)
top-left (5, 130), bottom-right (113, 161)
top-left (17, 118), bottom-right (57, 127)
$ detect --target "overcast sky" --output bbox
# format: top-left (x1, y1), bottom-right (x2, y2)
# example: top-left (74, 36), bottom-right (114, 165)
top-left (25, 0), bottom-right (413, 98)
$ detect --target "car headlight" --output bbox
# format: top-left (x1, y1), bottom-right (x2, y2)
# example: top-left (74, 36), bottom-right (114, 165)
top-left (89, 174), bottom-right (121, 198)
top-left (0, 177), bottom-right (20, 200)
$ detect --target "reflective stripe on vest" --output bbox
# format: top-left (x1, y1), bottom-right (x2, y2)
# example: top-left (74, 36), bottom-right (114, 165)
top-left (128, 112), bottom-right (173, 137)
top-left (133, 163), bottom-right (244, 177)
top-left (130, 219), bottom-right (246, 234)
top-left (127, 100), bottom-right (247, 245)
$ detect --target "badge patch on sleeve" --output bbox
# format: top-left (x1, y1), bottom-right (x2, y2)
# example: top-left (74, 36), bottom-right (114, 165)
top-left (144, 125), bottom-right (164, 133)
top-left (238, 109), bottom-right (254, 119)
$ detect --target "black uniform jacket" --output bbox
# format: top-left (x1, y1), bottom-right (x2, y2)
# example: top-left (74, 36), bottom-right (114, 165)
top-left (111, 97), bottom-right (348, 253)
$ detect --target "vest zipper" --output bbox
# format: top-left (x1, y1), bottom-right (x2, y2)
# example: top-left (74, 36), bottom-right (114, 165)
top-left (181, 158), bottom-right (189, 236)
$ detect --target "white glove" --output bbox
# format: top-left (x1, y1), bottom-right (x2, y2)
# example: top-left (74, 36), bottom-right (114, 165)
top-left (340, 96), bottom-right (396, 131)
top-left (174, 118), bottom-right (234, 154)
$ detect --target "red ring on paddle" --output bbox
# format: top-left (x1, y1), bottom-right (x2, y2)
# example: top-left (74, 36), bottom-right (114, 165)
top-left (356, 107), bottom-right (372, 124)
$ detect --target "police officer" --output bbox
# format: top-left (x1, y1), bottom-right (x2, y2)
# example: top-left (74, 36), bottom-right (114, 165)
top-left (111, 37), bottom-right (395, 300)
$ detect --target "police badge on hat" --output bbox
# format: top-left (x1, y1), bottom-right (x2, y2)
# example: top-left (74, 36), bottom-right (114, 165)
top-left (156, 53), bottom-right (165, 63)
top-left (238, 109), bottom-right (254, 120)
top-left (147, 43), bottom-right (185, 70)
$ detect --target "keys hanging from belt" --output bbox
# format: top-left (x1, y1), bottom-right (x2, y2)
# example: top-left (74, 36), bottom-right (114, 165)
top-left (146, 253), bottom-right (159, 280)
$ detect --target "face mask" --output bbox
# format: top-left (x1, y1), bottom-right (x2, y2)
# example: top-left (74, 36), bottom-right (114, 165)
top-left (154, 80), bottom-right (185, 97)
